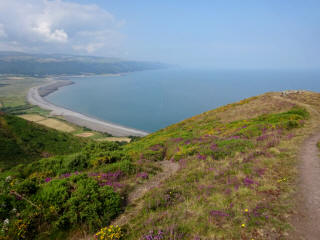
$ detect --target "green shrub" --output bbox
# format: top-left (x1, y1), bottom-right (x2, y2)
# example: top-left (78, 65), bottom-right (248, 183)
top-left (14, 179), bottom-right (38, 196)
top-left (64, 176), bottom-right (121, 231)
top-left (34, 179), bottom-right (71, 208)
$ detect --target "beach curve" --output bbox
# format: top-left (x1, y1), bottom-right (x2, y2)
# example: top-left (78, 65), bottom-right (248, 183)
top-left (27, 79), bottom-right (149, 137)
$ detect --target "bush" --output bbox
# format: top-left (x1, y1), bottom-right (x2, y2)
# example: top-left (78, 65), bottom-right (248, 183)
top-left (67, 153), bottom-right (90, 171)
top-left (95, 225), bottom-right (123, 240)
top-left (34, 179), bottom-right (71, 208)
top-left (14, 179), bottom-right (38, 196)
top-left (64, 176), bottom-right (121, 231)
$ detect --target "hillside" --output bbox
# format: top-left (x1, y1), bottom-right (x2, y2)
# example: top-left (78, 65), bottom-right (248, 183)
top-left (0, 112), bottom-right (87, 170)
top-left (0, 52), bottom-right (168, 76)
top-left (1, 91), bottom-right (320, 239)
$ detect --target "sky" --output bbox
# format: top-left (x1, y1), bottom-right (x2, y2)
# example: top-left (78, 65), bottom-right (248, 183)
top-left (0, 0), bottom-right (319, 69)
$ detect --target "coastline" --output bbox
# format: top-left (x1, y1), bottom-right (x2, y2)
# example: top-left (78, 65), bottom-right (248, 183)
top-left (27, 79), bottom-right (149, 137)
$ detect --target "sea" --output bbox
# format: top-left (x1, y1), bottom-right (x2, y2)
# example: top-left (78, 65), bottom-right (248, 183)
top-left (46, 68), bottom-right (320, 133)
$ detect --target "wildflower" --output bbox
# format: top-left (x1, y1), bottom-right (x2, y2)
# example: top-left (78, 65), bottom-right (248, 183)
top-left (137, 172), bottom-right (149, 179)
top-left (5, 176), bottom-right (12, 182)
top-left (197, 153), bottom-right (206, 160)
top-left (210, 144), bottom-right (218, 151)
top-left (277, 177), bottom-right (288, 183)
top-left (244, 209), bottom-right (249, 212)
top-left (210, 210), bottom-right (229, 217)
top-left (3, 219), bottom-right (9, 226)
top-left (243, 177), bottom-right (255, 186)
top-left (241, 223), bottom-right (246, 227)
top-left (95, 225), bottom-right (122, 240)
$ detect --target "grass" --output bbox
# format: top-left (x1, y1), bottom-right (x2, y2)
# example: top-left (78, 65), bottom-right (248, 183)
top-left (0, 113), bottom-right (87, 170)
top-left (19, 114), bottom-right (46, 122)
top-left (35, 118), bottom-right (75, 132)
top-left (121, 104), bottom-right (309, 239)
top-left (1, 91), bottom-right (320, 240)
top-left (0, 76), bottom-right (45, 109)
top-left (97, 137), bottom-right (131, 143)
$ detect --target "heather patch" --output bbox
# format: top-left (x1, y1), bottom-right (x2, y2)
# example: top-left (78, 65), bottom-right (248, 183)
top-left (122, 106), bottom-right (309, 239)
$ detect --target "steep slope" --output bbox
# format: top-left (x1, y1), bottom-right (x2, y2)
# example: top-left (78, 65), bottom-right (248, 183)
top-left (1, 91), bottom-right (320, 240)
top-left (118, 92), bottom-right (312, 240)
top-left (0, 112), bottom-right (87, 169)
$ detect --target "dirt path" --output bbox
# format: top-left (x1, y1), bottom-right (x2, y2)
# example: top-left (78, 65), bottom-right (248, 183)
top-left (293, 131), bottom-right (320, 239)
top-left (76, 160), bottom-right (179, 240)
top-left (275, 94), bottom-right (320, 239)
top-left (111, 160), bottom-right (179, 226)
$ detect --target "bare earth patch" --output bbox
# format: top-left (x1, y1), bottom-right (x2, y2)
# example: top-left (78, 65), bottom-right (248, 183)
top-left (292, 131), bottom-right (320, 239)
top-left (276, 91), bottom-right (320, 240)
top-left (75, 132), bottom-right (94, 138)
top-left (112, 160), bottom-right (179, 226)
top-left (97, 137), bottom-right (131, 143)
top-left (37, 118), bottom-right (75, 132)
top-left (19, 114), bottom-right (46, 122)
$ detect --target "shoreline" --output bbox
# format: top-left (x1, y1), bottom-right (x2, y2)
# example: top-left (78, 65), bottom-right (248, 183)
top-left (27, 79), bottom-right (149, 137)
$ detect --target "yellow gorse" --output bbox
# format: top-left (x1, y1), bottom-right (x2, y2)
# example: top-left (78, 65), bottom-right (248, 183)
top-left (95, 225), bottom-right (122, 240)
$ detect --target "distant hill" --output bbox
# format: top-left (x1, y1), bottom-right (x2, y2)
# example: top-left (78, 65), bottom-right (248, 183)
top-left (0, 112), bottom-right (87, 169)
top-left (0, 51), bottom-right (168, 76)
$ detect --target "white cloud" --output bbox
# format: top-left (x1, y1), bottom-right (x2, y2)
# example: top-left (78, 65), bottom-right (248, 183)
top-left (0, 0), bottom-right (125, 56)
top-left (32, 22), bottom-right (68, 43)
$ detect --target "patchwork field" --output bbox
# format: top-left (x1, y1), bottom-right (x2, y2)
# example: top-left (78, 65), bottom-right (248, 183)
top-left (19, 114), bottom-right (46, 122)
top-left (75, 132), bottom-right (95, 137)
top-left (37, 118), bottom-right (75, 132)
top-left (97, 137), bottom-right (131, 143)
top-left (19, 114), bottom-right (75, 132)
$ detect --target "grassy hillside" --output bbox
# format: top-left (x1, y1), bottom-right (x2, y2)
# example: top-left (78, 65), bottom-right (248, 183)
top-left (1, 91), bottom-right (320, 240)
top-left (0, 112), bottom-right (87, 170)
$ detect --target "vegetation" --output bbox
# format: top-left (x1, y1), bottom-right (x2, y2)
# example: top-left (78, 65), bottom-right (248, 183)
top-left (0, 52), bottom-right (167, 76)
top-left (1, 91), bottom-right (319, 239)
top-left (0, 113), bottom-right (87, 169)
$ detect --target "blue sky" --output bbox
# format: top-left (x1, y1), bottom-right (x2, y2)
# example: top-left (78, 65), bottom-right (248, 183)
top-left (0, 0), bottom-right (319, 69)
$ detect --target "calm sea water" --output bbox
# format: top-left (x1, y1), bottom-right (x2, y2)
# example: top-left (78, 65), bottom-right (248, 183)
top-left (46, 68), bottom-right (320, 132)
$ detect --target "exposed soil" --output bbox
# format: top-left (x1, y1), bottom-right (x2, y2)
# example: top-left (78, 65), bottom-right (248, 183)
top-left (276, 94), bottom-right (320, 240)
top-left (291, 131), bottom-right (320, 240)
top-left (111, 160), bottom-right (179, 226)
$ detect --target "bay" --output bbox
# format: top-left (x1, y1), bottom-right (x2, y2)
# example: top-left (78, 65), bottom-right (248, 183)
top-left (46, 68), bottom-right (320, 132)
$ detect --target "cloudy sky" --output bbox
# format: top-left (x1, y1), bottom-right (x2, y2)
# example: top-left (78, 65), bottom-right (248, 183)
top-left (0, 0), bottom-right (319, 69)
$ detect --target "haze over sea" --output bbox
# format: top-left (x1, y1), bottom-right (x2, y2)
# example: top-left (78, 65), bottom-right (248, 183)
top-left (46, 68), bottom-right (320, 133)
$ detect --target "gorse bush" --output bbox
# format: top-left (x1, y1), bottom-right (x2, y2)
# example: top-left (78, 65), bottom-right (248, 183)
top-left (0, 137), bottom-right (130, 239)
top-left (1, 174), bottom-right (122, 239)
top-left (95, 225), bottom-right (123, 240)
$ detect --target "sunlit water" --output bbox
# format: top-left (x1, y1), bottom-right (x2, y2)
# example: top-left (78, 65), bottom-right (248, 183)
top-left (46, 68), bottom-right (320, 132)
